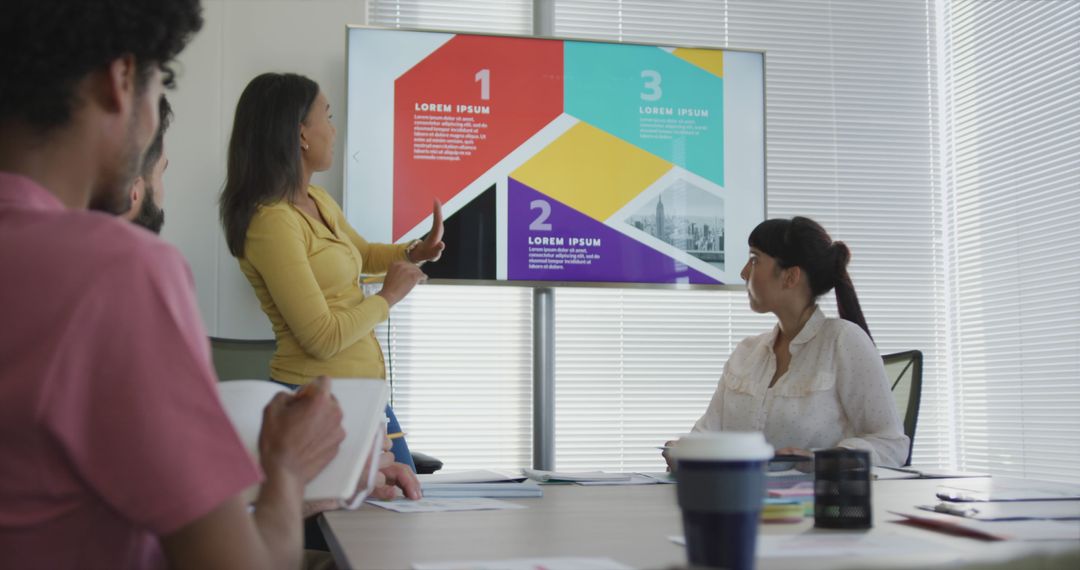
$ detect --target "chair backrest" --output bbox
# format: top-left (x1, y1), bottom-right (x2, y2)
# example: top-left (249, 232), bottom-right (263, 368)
top-left (882, 350), bottom-right (923, 466)
top-left (209, 337), bottom-right (276, 381)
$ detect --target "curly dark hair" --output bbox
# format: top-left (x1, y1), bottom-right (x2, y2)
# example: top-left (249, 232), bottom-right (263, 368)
top-left (0, 0), bottom-right (203, 129)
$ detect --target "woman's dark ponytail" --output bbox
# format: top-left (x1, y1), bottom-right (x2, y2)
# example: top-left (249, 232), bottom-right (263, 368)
top-left (829, 241), bottom-right (872, 341)
top-left (747, 217), bottom-right (873, 341)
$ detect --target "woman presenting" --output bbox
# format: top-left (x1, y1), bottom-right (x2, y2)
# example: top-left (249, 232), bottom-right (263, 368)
top-left (220, 73), bottom-right (444, 471)
top-left (666, 217), bottom-right (908, 468)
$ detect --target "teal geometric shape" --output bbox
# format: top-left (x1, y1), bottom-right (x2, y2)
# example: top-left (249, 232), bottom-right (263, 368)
top-left (565, 41), bottom-right (724, 186)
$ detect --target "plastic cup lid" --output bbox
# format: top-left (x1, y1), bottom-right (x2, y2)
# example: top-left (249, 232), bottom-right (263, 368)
top-left (671, 431), bottom-right (774, 462)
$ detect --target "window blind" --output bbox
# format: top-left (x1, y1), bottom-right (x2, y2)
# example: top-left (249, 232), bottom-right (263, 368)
top-left (554, 288), bottom-right (772, 471)
top-left (554, 0), bottom-right (949, 471)
top-left (943, 0), bottom-right (1080, 483)
top-left (368, 0), bottom-right (532, 34)
top-left (374, 284), bottom-right (534, 469)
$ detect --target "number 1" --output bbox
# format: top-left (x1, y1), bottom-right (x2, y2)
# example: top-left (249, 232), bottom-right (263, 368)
top-left (476, 69), bottom-right (491, 101)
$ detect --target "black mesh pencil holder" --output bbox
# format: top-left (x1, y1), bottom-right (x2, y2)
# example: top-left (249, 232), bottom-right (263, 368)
top-left (813, 448), bottom-right (872, 529)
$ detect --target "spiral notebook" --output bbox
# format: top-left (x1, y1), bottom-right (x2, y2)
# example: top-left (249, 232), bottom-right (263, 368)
top-left (217, 378), bottom-right (388, 505)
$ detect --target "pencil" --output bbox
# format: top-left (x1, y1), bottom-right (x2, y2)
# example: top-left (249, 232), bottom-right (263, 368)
top-left (387, 431), bottom-right (406, 440)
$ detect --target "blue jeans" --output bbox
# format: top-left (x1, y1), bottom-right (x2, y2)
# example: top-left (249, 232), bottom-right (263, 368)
top-left (383, 404), bottom-right (415, 472)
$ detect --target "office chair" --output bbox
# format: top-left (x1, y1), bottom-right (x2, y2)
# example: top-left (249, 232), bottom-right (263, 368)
top-left (882, 350), bottom-right (923, 466)
top-left (209, 336), bottom-right (442, 474)
top-left (209, 337), bottom-right (276, 381)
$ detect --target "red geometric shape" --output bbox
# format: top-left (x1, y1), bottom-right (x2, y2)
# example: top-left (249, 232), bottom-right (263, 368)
top-left (393, 35), bottom-right (563, 240)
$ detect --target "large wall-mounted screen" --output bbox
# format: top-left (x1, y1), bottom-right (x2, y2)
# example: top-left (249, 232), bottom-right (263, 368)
top-left (346, 27), bottom-right (765, 286)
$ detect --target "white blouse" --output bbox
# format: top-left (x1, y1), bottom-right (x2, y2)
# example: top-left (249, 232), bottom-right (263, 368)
top-left (692, 307), bottom-right (909, 467)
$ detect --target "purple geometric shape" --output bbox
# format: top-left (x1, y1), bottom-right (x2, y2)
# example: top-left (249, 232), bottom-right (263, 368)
top-left (507, 178), bottom-right (721, 285)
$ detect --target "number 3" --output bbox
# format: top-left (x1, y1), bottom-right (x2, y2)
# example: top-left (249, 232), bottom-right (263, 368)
top-left (641, 70), bottom-right (662, 101)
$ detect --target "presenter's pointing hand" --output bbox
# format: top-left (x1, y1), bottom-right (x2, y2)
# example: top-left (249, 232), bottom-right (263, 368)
top-left (408, 199), bottom-right (445, 264)
top-left (376, 261), bottom-right (427, 307)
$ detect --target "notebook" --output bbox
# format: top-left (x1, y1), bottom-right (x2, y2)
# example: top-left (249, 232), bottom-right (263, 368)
top-left (217, 378), bottom-right (388, 507)
top-left (419, 469), bottom-right (527, 484)
top-left (936, 477), bottom-right (1080, 502)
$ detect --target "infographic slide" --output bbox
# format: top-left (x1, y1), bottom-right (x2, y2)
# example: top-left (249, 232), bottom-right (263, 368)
top-left (345, 28), bottom-right (764, 286)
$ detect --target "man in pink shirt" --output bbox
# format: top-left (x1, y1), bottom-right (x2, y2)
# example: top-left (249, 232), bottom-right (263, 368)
top-left (0, 1), bottom-right (348, 568)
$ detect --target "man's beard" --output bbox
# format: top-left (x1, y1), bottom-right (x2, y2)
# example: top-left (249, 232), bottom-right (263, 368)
top-left (88, 110), bottom-right (145, 215)
top-left (132, 185), bottom-right (165, 234)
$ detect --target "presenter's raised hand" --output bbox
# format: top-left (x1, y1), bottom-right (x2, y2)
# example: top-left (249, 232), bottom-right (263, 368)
top-left (376, 261), bottom-right (427, 307)
top-left (407, 199), bottom-right (446, 264)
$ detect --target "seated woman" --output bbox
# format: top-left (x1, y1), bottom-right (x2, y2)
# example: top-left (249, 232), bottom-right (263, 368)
top-left (668, 217), bottom-right (908, 468)
top-left (219, 72), bottom-right (445, 472)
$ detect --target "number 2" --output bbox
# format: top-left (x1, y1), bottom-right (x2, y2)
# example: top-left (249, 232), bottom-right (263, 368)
top-left (529, 200), bottom-right (552, 231)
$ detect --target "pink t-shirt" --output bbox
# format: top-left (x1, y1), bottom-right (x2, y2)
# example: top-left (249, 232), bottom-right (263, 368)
top-left (0, 173), bottom-right (262, 569)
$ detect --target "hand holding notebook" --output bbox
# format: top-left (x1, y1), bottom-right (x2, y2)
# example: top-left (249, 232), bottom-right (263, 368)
top-left (218, 378), bottom-right (389, 509)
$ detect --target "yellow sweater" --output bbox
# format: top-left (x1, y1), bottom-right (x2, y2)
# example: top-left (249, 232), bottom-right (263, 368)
top-left (239, 185), bottom-right (409, 384)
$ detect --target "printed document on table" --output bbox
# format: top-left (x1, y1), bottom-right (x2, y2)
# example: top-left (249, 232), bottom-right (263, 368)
top-left (670, 532), bottom-right (951, 558)
top-left (756, 532), bottom-right (959, 558)
top-left (413, 557), bottom-right (634, 570)
top-left (576, 474), bottom-right (660, 486)
top-left (420, 480), bottom-right (543, 499)
top-left (522, 469), bottom-right (631, 482)
top-left (368, 498), bottom-right (526, 513)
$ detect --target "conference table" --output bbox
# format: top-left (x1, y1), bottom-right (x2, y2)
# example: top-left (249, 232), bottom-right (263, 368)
top-left (321, 478), bottom-right (1080, 569)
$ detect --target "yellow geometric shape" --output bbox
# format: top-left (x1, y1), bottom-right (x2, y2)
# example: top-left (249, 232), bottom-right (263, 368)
top-left (511, 122), bottom-right (672, 222)
top-left (672, 48), bottom-right (724, 78)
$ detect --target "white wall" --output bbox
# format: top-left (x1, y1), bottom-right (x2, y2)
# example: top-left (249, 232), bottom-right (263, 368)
top-left (163, 0), bottom-right (367, 338)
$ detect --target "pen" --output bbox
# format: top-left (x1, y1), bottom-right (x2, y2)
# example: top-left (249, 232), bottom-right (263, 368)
top-left (388, 431), bottom-right (406, 440)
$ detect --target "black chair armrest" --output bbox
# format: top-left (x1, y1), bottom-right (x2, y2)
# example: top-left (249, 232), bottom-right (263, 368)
top-left (411, 451), bottom-right (443, 475)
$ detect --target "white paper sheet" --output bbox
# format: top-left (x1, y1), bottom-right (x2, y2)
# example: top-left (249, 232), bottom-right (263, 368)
top-left (756, 532), bottom-right (949, 557)
top-left (576, 474), bottom-right (660, 486)
top-left (637, 472), bottom-right (676, 484)
top-left (669, 532), bottom-right (944, 558)
top-left (872, 466), bottom-right (921, 480)
top-left (413, 557), bottom-right (633, 570)
top-left (420, 481), bottom-right (543, 499)
top-left (523, 469), bottom-right (631, 482)
top-left (368, 498), bottom-right (527, 513)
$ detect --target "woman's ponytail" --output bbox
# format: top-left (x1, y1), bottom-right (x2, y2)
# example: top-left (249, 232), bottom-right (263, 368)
top-left (830, 241), bottom-right (872, 341)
